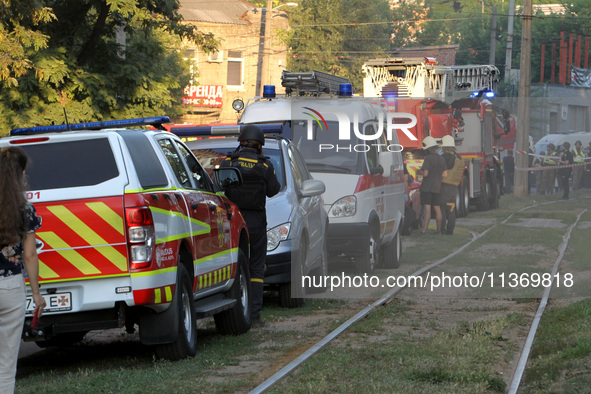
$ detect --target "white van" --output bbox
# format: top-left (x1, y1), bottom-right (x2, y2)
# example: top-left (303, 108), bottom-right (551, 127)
top-left (236, 72), bottom-right (406, 274)
top-left (535, 132), bottom-right (591, 154)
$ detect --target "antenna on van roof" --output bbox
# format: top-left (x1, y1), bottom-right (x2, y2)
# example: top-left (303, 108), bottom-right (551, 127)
top-left (281, 70), bottom-right (350, 96)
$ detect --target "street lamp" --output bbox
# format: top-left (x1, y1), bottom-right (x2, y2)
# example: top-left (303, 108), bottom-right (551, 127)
top-left (259, 2), bottom-right (298, 94)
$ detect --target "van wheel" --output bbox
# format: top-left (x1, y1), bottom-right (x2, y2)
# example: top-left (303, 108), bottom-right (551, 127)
top-left (381, 230), bottom-right (401, 269)
top-left (214, 249), bottom-right (252, 334)
top-left (357, 226), bottom-right (379, 274)
top-left (154, 264), bottom-right (197, 360)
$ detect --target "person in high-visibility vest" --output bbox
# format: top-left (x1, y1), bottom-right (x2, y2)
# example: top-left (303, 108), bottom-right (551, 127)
top-left (534, 153), bottom-right (544, 194)
top-left (572, 140), bottom-right (585, 190)
top-left (542, 144), bottom-right (558, 194)
top-left (559, 141), bottom-right (574, 200)
top-left (439, 135), bottom-right (463, 235)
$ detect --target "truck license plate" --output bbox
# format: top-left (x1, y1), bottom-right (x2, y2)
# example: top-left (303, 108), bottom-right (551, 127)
top-left (26, 292), bottom-right (72, 314)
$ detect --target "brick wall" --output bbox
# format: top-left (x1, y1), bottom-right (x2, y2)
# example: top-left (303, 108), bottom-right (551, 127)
top-left (178, 11), bottom-right (289, 125)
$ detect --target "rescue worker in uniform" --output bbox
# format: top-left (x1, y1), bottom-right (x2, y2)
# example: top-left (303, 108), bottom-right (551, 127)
top-left (417, 136), bottom-right (447, 235)
top-left (534, 152), bottom-right (544, 194)
top-left (559, 141), bottom-right (574, 200)
top-left (572, 140), bottom-right (585, 190)
top-left (221, 125), bottom-right (280, 328)
top-left (439, 135), bottom-right (463, 235)
top-left (542, 144), bottom-right (558, 195)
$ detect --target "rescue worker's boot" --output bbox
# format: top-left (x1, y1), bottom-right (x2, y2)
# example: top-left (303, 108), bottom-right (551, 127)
top-left (250, 280), bottom-right (265, 327)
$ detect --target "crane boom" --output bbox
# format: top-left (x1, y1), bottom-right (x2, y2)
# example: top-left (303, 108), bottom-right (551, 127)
top-left (362, 57), bottom-right (500, 103)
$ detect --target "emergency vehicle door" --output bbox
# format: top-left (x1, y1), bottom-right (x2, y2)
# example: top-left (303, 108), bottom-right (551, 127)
top-left (172, 140), bottom-right (232, 291)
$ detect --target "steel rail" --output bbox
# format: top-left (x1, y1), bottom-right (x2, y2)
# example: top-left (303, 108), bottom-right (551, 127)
top-left (508, 208), bottom-right (587, 393)
top-left (251, 206), bottom-right (517, 393)
top-left (250, 199), bottom-right (583, 393)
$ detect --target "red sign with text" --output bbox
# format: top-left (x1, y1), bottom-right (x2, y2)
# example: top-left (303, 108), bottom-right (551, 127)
top-left (183, 85), bottom-right (223, 107)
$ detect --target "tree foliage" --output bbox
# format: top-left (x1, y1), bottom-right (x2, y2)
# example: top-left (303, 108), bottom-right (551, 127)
top-left (285, 0), bottom-right (393, 91)
top-left (285, 0), bottom-right (590, 95)
top-left (0, 0), bottom-right (218, 129)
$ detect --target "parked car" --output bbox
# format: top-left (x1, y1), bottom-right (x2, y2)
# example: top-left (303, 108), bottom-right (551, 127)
top-left (183, 135), bottom-right (328, 307)
top-left (4, 117), bottom-right (251, 360)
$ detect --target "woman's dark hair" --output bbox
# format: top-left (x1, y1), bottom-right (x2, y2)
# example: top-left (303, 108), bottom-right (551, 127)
top-left (0, 147), bottom-right (29, 245)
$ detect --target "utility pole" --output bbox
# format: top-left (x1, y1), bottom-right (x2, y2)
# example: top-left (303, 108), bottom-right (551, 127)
top-left (505, 0), bottom-right (516, 81)
top-left (515, 0), bottom-right (532, 198)
top-left (489, 6), bottom-right (497, 65)
top-left (260, 0), bottom-right (273, 92)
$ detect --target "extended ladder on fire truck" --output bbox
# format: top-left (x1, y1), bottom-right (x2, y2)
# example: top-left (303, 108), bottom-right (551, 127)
top-left (281, 70), bottom-right (351, 96)
top-left (362, 57), bottom-right (500, 103)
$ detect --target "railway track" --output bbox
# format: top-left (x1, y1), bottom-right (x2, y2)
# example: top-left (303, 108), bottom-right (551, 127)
top-left (251, 200), bottom-right (588, 393)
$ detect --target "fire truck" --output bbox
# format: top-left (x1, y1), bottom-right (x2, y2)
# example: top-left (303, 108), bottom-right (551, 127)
top-left (363, 57), bottom-right (515, 216)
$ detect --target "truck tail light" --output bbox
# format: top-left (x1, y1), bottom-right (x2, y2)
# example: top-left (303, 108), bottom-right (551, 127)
top-left (126, 207), bottom-right (155, 269)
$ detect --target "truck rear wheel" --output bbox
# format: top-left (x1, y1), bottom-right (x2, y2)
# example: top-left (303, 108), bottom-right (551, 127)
top-left (154, 264), bottom-right (197, 360)
top-left (477, 176), bottom-right (491, 211)
top-left (490, 173), bottom-right (500, 209)
top-left (455, 184), bottom-right (463, 218)
top-left (214, 249), bottom-right (252, 334)
top-left (462, 176), bottom-right (470, 216)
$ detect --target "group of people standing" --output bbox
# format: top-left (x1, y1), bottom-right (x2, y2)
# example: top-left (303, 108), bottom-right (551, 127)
top-left (531, 140), bottom-right (590, 200)
top-left (417, 135), bottom-right (463, 235)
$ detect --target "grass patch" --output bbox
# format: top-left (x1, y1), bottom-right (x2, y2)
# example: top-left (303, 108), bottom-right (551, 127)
top-left (272, 300), bottom-right (520, 393)
top-left (520, 299), bottom-right (591, 393)
top-left (15, 298), bottom-right (353, 394)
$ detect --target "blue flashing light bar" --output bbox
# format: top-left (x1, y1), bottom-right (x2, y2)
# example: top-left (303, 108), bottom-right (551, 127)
top-left (170, 123), bottom-right (285, 138)
top-left (339, 83), bottom-right (352, 97)
top-left (484, 91), bottom-right (495, 98)
top-left (10, 116), bottom-right (170, 136)
top-left (263, 85), bottom-right (276, 98)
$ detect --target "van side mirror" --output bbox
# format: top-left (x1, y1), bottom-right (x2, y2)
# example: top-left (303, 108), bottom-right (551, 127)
top-left (213, 167), bottom-right (242, 189)
top-left (370, 165), bottom-right (384, 176)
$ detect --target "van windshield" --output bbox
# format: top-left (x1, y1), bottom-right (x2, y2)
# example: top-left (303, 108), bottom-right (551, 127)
top-left (291, 120), bottom-right (366, 174)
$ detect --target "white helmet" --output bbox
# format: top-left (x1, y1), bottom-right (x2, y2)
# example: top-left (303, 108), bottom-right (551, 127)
top-left (422, 136), bottom-right (438, 150)
top-left (441, 135), bottom-right (455, 148)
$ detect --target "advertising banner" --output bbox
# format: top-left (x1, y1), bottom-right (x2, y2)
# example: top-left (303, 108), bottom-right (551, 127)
top-left (183, 85), bottom-right (223, 107)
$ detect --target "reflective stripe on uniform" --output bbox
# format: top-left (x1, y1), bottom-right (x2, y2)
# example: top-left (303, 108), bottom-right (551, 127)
top-left (573, 148), bottom-right (585, 163)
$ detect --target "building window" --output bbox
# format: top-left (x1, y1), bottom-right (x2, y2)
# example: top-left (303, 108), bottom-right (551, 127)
top-left (227, 50), bottom-right (243, 88)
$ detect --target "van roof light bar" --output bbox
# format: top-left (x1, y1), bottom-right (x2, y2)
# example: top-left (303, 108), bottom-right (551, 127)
top-left (281, 70), bottom-right (351, 96)
top-left (170, 123), bottom-right (284, 138)
top-left (10, 116), bottom-right (170, 136)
